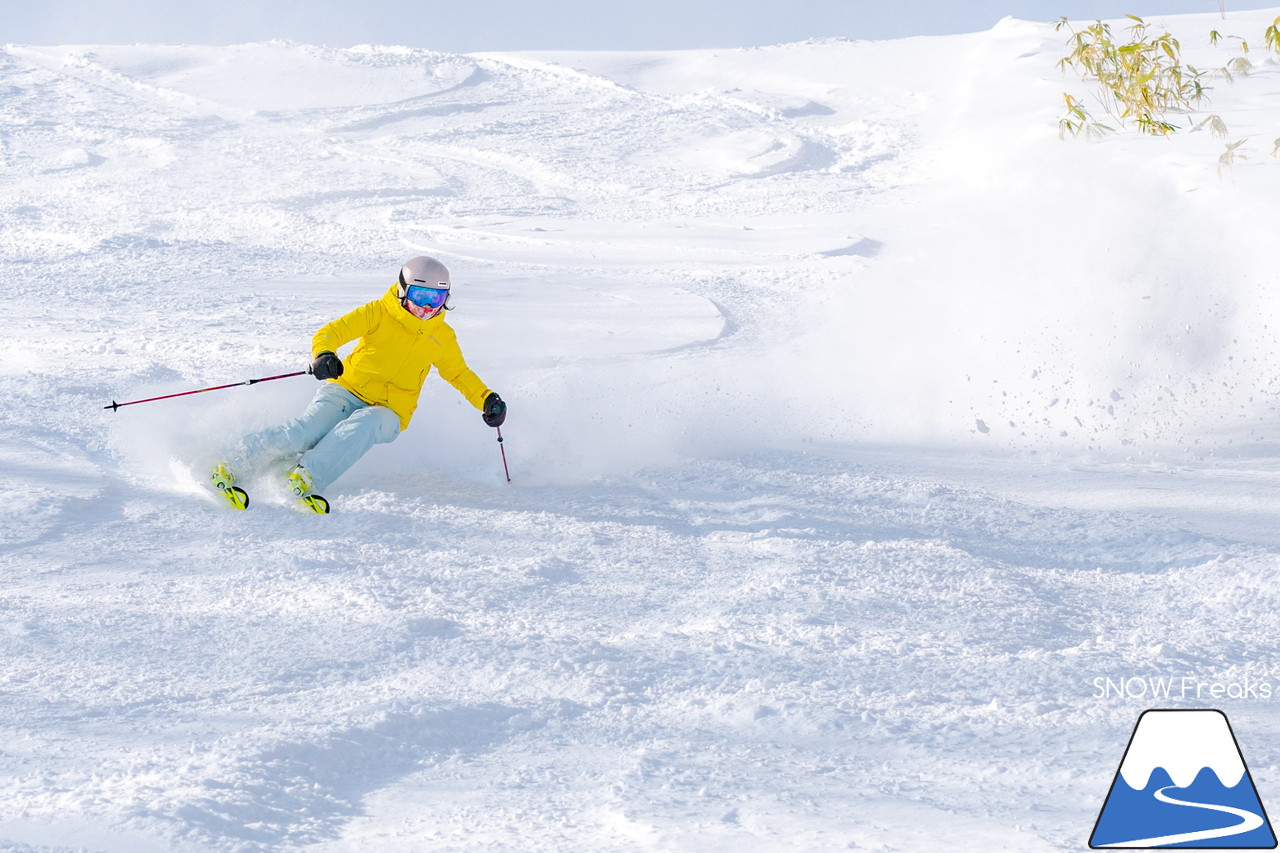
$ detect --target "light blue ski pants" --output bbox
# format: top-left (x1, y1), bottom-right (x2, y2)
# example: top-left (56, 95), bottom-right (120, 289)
top-left (237, 383), bottom-right (400, 492)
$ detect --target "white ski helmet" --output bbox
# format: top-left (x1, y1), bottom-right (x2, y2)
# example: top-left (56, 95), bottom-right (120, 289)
top-left (397, 256), bottom-right (453, 319)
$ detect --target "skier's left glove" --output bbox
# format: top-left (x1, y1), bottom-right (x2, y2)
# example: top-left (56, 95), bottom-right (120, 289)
top-left (482, 392), bottom-right (507, 427)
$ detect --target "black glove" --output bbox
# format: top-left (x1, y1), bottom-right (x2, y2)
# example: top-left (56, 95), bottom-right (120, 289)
top-left (311, 351), bottom-right (344, 381)
top-left (482, 392), bottom-right (507, 427)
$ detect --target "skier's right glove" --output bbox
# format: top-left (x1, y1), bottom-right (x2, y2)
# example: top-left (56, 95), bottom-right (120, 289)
top-left (482, 392), bottom-right (507, 427)
top-left (311, 351), bottom-right (344, 381)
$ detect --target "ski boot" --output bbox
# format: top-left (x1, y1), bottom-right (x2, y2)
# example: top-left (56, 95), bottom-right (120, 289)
top-left (210, 462), bottom-right (250, 510)
top-left (287, 466), bottom-right (330, 514)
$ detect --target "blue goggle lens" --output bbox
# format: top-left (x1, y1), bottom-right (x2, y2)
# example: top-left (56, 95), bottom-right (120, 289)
top-left (405, 285), bottom-right (449, 309)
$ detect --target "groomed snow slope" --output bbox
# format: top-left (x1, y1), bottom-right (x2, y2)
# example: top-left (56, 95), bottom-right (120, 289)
top-left (5, 10), bottom-right (1280, 851)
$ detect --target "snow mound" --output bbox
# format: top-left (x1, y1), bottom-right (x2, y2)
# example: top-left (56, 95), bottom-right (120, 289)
top-left (11, 42), bottom-right (481, 112)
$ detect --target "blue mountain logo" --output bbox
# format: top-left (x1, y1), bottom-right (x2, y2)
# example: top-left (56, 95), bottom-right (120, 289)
top-left (1091, 709), bottom-right (1277, 849)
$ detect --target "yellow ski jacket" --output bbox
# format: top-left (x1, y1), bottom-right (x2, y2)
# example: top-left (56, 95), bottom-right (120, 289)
top-left (311, 283), bottom-right (491, 430)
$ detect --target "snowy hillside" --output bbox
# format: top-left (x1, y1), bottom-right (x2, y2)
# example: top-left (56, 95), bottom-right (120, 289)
top-left (6, 8), bottom-right (1280, 851)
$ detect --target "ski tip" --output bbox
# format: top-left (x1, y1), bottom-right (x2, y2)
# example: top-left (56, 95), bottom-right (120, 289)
top-left (299, 494), bottom-right (331, 514)
top-left (222, 486), bottom-right (250, 510)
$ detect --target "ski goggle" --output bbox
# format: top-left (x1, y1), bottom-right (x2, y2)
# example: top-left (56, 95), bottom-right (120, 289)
top-left (404, 285), bottom-right (449, 310)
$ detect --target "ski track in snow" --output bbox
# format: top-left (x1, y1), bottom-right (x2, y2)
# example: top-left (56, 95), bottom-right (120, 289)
top-left (5, 12), bottom-right (1280, 851)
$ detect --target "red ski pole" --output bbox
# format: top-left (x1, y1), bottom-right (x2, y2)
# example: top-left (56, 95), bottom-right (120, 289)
top-left (104, 369), bottom-right (311, 411)
top-left (496, 426), bottom-right (511, 483)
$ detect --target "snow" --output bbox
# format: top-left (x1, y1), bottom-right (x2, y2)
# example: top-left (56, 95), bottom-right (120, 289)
top-left (5, 7), bottom-right (1280, 850)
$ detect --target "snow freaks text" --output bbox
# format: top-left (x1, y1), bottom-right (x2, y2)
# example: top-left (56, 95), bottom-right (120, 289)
top-left (1093, 676), bottom-right (1274, 701)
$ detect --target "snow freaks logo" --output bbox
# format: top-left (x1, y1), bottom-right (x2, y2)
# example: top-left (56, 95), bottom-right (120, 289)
top-left (1090, 709), bottom-right (1277, 849)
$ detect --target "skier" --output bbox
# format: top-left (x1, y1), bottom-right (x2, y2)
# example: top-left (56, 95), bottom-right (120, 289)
top-left (211, 256), bottom-right (506, 512)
